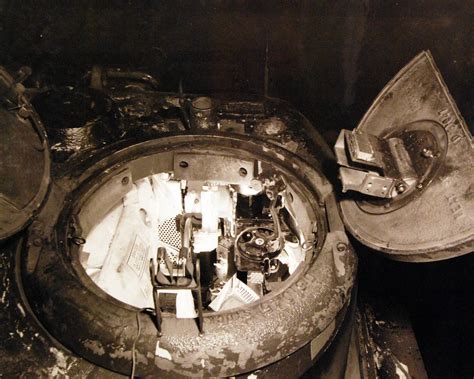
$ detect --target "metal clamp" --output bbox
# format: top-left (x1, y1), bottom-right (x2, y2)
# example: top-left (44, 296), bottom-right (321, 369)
top-left (150, 246), bottom-right (205, 336)
top-left (335, 129), bottom-right (419, 199)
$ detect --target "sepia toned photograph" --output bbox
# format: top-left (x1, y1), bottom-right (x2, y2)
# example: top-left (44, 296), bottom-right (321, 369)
top-left (0, 1), bottom-right (472, 378)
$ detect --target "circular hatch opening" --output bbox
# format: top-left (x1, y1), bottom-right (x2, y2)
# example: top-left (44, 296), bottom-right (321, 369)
top-left (21, 135), bottom-right (357, 378)
top-left (70, 138), bottom-right (324, 314)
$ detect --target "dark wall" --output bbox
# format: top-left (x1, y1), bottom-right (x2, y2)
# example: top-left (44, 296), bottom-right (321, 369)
top-left (0, 2), bottom-right (472, 377)
top-left (1, 0), bottom-right (472, 141)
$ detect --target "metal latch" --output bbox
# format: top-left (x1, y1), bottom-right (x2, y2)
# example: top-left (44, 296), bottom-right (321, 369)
top-left (335, 129), bottom-right (419, 199)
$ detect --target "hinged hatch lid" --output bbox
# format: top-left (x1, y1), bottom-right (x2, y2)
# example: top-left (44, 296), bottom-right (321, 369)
top-left (335, 51), bottom-right (473, 262)
top-left (0, 67), bottom-right (50, 240)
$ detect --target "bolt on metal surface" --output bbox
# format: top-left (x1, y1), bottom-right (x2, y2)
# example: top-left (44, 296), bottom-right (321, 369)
top-left (336, 242), bottom-right (347, 252)
top-left (421, 147), bottom-right (434, 158)
top-left (396, 183), bottom-right (407, 194)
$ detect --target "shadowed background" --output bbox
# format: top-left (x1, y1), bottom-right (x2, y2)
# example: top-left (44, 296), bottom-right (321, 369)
top-left (0, 1), bottom-right (472, 378)
top-left (0, 0), bottom-right (472, 140)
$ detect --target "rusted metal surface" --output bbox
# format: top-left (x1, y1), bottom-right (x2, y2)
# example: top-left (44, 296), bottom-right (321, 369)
top-left (338, 51), bottom-right (474, 261)
top-left (19, 133), bottom-right (356, 377)
top-left (0, 63), bottom-right (354, 377)
top-left (0, 68), bottom-right (50, 240)
top-left (30, 74), bottom-right (334, 170)
top-left (31, 87), bottom-right (120, 161)
top-left (336, 122), bottom-right (449, 203)
top-left (239, 285), bottom-right (358, 379)
top-left (173, 152), bottom-right (255, 185)
top-left (22, 233), bottom-right (356, 377)
top-left (0, 238), bottom-right (122, 378)
top-left (356, 296), bottom-right (428, 379)
top-left (0, 234), bottom-right (355, 378)
top-left (190, 96), bottom-right (218, 130)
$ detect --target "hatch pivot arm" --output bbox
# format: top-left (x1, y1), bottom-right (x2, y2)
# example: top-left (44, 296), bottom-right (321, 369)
top-left (335, 129), bottom-right (420, 199)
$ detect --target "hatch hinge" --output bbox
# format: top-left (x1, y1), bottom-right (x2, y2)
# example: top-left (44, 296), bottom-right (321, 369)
top-left (0, 66), bottom-right (34, 117)
top-left (335, 129), bottom-right (419, 199)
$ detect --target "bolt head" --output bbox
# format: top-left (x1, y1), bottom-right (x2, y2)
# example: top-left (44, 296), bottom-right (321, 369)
top-left (396, 183), bottom-right (407, 194)
top-left (421, 148), bottom-right (434, 158)
top-left (336, 242), bottom-right (347, 252)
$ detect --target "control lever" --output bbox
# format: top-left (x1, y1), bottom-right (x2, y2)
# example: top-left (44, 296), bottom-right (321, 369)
top-left (150, 225), bottom-right (205, 335)
top-left (157, 247), bottom-right (176, 284)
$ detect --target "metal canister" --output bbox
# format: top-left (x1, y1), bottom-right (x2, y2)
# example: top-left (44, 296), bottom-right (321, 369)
top-left (190, 96), bottom-right (217, 130)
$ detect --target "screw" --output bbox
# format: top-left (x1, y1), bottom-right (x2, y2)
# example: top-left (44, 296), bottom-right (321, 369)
top-left (396, 182), bottom-right (407, 194)
top-left (416, 183), bottom-right (423, 190)
top-left (179, 161), bottom-right (189, 168)
top-left (255, 238), bottom-right (265, 246)
top-left (121, 176), bottom-right (129, 185)
top-left (72, 236), bottom-right (86, 246)
top-left (421, 148), bottom-right (434, 158)
top-left (336, 242), bottom-right (347, 252)
top-left (239, 167), bottom-right (248, 177)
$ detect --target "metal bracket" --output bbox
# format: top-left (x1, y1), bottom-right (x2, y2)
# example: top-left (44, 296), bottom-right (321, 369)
top-left (335, 129), bottom-right (419, 199)
top-left (173, 153), bottom-right (255, 186)
top-left (150, 244), bottom-right (205, 336)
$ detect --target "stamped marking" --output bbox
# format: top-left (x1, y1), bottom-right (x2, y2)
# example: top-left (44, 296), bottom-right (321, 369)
top-left (446, 194), bottom-right (464, 220)
top-left (438, 109), bottom-right (465, 147)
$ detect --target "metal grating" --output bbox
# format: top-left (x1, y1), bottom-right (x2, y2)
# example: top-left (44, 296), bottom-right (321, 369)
top-left (157, 217), bottom-right (181, 249)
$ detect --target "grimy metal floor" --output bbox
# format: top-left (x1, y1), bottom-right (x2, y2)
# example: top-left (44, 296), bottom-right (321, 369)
top-left (2, 234), bottom-right (433, 379)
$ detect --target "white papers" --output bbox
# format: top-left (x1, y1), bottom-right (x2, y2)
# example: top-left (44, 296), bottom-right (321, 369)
top-left (209, 274), bottom-right (259, 311)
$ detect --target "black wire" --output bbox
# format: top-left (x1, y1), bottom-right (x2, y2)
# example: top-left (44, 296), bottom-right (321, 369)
top-left (130, 308), bottom-right (158, 378)
top-left (130, 310), bottom-right (142, 378)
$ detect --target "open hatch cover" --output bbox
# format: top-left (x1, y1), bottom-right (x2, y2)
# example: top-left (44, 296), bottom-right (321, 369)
top-left (0, 68), bottom-right (50, 240)
top-left (335, 51), bottom-right (473, 262)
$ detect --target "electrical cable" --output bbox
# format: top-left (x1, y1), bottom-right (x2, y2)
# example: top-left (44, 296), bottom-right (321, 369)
top-left (130, 310), bottom-right (142, 378)
top-left (130, 307), bottom-right (157, 378)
